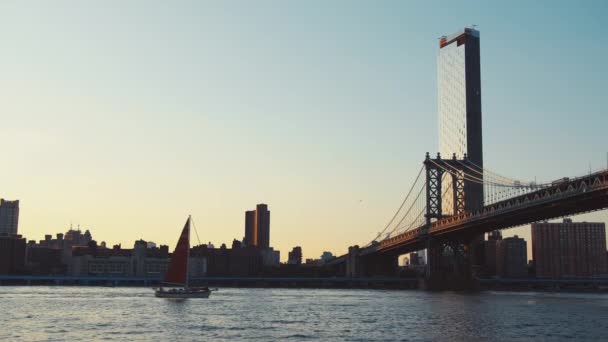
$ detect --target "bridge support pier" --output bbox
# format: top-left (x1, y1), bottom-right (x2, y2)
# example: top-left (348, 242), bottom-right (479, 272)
top-left (346, 246), bottom-right (360, 277)
top-left (422, 237), bottom-right (479, 291)
top-left (345, 246), bottom-right (398, 278)
top-left (361, 253), bottom-right (398, 278)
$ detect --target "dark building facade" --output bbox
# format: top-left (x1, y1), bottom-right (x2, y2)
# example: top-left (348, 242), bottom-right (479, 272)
top-left (191, 243), bottom-right (263, 276)
top-left (288, 246), bottom-right (302, 265)
top-left (496, 235), bottom-right (527, 278)
top-left (0, 235), bottom-right (26, 274)
top-left (0, 199), bottom-right (20, 236)
top-left (482, 230), bottom-right (502, 276)
top-left (532, 219), bottom-right (607, 278)
top-left (244, 204), bottom-right (270, 249)
top-left (244, 210), bottom-right (255, 247)
top-left (27, 247), bottom-right (65, 275)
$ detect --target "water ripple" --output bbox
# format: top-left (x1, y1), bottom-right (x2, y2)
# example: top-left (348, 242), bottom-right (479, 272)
top-left (1, 287), bottom-right (607, 341)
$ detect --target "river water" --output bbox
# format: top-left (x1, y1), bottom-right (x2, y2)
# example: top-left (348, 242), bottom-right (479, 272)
top-left (1, 287), bottom-right (606, 341)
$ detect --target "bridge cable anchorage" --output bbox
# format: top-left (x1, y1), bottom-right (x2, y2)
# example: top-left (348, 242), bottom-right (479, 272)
top-left (365, 165), bottom-right (425, 246)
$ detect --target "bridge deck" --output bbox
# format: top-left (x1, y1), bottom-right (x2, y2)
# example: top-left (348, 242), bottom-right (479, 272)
top-left (337, 170), bottom-right (608, 259)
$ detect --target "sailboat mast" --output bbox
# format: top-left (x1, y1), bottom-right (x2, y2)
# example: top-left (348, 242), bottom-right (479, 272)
top-left (186, 215), bottom-right (191, 289)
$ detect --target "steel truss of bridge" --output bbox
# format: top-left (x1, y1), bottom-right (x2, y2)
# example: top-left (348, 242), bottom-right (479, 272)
top-left (331, 156), bottom-right (608, 270)
top-left (377, 168), bottom-right (608, 256)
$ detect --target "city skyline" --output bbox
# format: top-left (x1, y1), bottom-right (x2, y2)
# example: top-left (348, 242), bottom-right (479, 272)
top-left (1, 1), bottom-right (608, 260)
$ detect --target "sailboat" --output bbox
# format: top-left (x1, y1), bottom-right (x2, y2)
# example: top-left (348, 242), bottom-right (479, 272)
top-left (155, 216), bottom-right (213, 299)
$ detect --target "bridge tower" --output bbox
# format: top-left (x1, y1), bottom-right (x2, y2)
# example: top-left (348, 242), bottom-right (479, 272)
top-left (423, 152), bottom-right (480, 290)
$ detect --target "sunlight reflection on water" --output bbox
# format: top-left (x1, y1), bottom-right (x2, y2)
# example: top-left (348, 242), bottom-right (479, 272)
top-left (2, 287), bottom-right (607, 341)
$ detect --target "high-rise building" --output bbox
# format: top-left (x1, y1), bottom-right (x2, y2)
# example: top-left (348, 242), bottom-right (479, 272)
top-left (243, 204), bottom-right (270, 249)
top-left (437, 28), bottom-right (483, 214)
top-left (288, 246), bottom-right (302, 265)
top-left (255, 204), bottom-right (270, 249)
top-left (532, 219), bottom-right (607, 278)
top-left (482, 230), bottom-right (502, 276)
top-left (244, 210), bottom-right (255, 246)
top-left (496, 235), bottom-right (527, 278)
top-left (0, 199), bottom-right (20, 236)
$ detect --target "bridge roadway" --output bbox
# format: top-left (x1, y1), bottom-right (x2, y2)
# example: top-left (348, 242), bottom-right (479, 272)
top-left (332, 169), bottom-right (608, 263)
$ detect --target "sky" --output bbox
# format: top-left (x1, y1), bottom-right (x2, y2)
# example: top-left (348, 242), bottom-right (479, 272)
top-left (1, 0), bottom-right (607, 261)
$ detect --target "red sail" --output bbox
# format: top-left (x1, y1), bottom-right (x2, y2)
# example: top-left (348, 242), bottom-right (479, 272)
top-left (164, 217), bottom-right (190, 286)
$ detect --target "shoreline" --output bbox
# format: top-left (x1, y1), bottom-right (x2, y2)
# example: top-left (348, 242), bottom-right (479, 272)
top-left (1, 276), bottom-right (608, 293)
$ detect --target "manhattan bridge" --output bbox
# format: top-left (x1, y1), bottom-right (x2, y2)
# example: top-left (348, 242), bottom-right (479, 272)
top-left (328, 28), bottom-right (608, 289)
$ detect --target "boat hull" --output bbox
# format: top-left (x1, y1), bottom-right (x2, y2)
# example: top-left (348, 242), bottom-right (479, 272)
top-left (155, 289), bottom-right (211, 299)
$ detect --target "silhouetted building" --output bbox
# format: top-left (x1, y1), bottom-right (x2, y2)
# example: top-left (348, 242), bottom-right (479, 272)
top-left (496, 235), bottom-right (527, 278)
top-left (409, 252), bottom-right (422, 266)
top-left (0, 199), bottom-right (20, 236)
top-left (64, 228), bottom-right (92, 246)
top-left (192, 244), bottom-right (262, 276)
top-left (532, 219), bottom-right (607, 278)
top-left (244, 210), bottom-right (255, 246)
top-left (244, 204), bottom-right (271, 249)
top-left (0, 235), bottom-right (26, 274)
top-left (261, 248), bottom-right (280, 267)
top-left (26, 246), bottom-right (65, 275)
top-left (482, 230), bottom-right (502, 276)
top-left (303, 252), bottom-right (336, 266)
top-left (320, 251), bottom-right (335, 264)
top-left (288, 246), bottom-right (302, 265)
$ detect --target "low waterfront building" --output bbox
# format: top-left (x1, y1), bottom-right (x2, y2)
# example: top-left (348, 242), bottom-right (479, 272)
top-left (261, 248), bottom-right (280, 267)
top-left (0, 234), bottom-right (26, 274)
top-left (481, 230), bottom-right (502, 277)
top-left (320, 252), bottom-right (335, 264)
top-left (288, 247), bottom-right (302, 265)
top-left (191, 243), bottom-right (262, 276)
top-left (26, 246), bottom-right (65, 275)
top-left (69, 240), bottom-right (177, 278)
top-left (496, 235), bottom-right (527, 278)
top-left (532, 219), bottom-right (608, 278)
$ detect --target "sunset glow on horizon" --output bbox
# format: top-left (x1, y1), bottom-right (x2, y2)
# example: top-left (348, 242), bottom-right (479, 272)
top-left (1, 1), bottom-right (607, 260)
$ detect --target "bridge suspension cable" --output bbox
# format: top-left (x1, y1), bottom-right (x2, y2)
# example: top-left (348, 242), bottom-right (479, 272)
top-left (366, 165), bottom-right (425, 246)
top-left (384, 180), bottom-right (427, 238)
top-left (367, 156), bottom-right (608, 247)
top-left (429, 159), bottom-right (552, 205)
top-left (465, 160), bottom-right (552, 188)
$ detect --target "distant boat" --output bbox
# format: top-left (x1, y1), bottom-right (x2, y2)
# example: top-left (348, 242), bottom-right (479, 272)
top-left (154, 216), bottom-right (214, 299)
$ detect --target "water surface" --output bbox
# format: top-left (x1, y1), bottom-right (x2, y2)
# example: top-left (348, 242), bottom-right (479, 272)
top-left (2, 287), bottom-right (607, 341)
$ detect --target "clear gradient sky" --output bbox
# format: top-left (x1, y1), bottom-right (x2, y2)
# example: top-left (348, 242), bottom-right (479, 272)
top-left (1, 1), bottom-right (607, 260)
